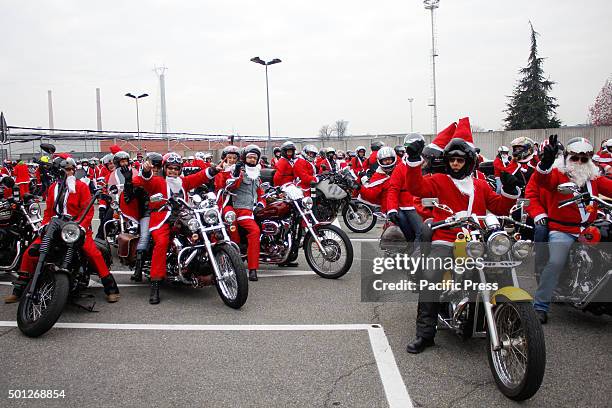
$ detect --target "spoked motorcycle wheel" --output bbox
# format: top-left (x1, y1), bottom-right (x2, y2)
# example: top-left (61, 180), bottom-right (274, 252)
top-left (17, 271), bottom-right (70, 338)
top-left (342, 202), bottom-right (377, 233)
top-left (304, 225), bottom-right (353, 279)
top-left (487, 302), bottom-right (546, 401)
top-left (213, 244), bottom-right (248, 309)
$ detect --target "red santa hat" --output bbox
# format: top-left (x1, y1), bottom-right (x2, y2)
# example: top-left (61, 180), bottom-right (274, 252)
top-left (428, 122), bottom-right (457, 151)
top-left (109, 144), bottom-right (122, 154)
top-left (55, 152), bottom-right (71, 159)
top-left (452, 117), bottom-right (475, 147)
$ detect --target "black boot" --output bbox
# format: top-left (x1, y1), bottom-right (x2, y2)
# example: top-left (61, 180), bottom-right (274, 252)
top-left (101, 274), bottom-right (120, 303)
top-left (406, 336), bottom-right (435, 354)
top-left (248, 269), bottom-right (258, 281)
top-left (278, 261), bottom-right (299, 267)
top-left (131, 251), bottom-right (144, 282)
top-left (4, 272), bottom-right (30, 304)
top-left (535, 310), bottom-right (548, 324)
top-left (149, 280), bottom-right (161, 304)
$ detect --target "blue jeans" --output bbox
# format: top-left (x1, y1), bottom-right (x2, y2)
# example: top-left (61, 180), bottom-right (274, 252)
top-left (397, 209), bottom-right (423, 243)
top-left (495, 177), bottom-right (502, 194)
top-left (533, 223), bottom-right (549, 282)
top-left (534, 231), bottom-right (576, 312)
top-left (136, 216), bottom-right (151, 252)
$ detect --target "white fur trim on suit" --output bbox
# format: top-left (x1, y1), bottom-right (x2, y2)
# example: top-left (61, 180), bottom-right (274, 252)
top-left (406, 159), bottom-right (423, 167)
top-left (536, 163), bottom-right (553, 174)
top-left (500, 186), bottom-right (521, 199)
top-left (534, 214), bottom-right (548, 223)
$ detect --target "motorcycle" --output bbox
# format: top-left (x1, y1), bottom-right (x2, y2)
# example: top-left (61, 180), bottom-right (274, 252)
top-left (312, 168), bottom-right (378, 233)
top-left (550, 182), bottom-right (612, 316)
top-left (16, 188), bottom-right (112, 337)
top-left (233, 181), bottom-right (354, 279)
top-left (0, 177), bottom-right (42, 274)
top-left (149, 192), bottom-right (248, 309)
top-left (420, 197), bottom-right (545, 401)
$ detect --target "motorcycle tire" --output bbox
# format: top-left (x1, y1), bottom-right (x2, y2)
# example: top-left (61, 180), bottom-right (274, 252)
top-left (17, 271), bottom-right (70, 338)
top-left (342, 202), bottom-right (377, 233)
top-left (213, 244), bottom-right (248, 309)
top-left (303, 225), bottom-right (353, 279)
top-left (487, 301), bottom-right (546, 401)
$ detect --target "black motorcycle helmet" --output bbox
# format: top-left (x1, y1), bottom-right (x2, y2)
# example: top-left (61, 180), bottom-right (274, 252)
top-left (443, 138), bottom-right (477, 180)
top-left (242, 144), bottom-right (262, 166)
top-left (221, 145), bottom-right (240, 160)
top-left (371, 141), bottom-right (384, 152)
top-left (113, 151), bottom-right (131, 168)
top-left (422, 144), bottom-right (445, 174)
top-left (280, 141), bottom-right (296, 159)
top-left (146, 152), bottom-right (163, 168)
top-left (394, 145), bottom-right (406, 158)
top-left (273, 147), bottom-right (281, 157)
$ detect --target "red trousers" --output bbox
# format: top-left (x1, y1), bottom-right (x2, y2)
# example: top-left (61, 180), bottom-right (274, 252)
top-left (235, 208), bottom-right (260, 270)
top-left (20, 232), bottom-right (110, 278)
top-left (17, 182), bottom-right (29, 199)
top-left (150, 224), bottom-right (170, 280)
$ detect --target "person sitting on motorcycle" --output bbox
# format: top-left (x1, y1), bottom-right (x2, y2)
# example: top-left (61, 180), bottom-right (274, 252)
top-left (140, 152), bottom-right (220, 304)
top-left (226, 145), bottom-right (265, 281)
top-left (506, 137), bottom-right (537, 191)
top-left (493, 146), bottom-right (511, 193)
top-left (294, 144), bottom-right (319, 195)
top-left (96, 154), bottom-right (115, 221)
top-left (358, 146), bottom-right (397, 213)
top-left (532, 135), bottom-right (612, 323)
top-left (318, 147), bottom-right (337, 174)
top-left (271, 147), bottom-right (282, 168)
top-left (4, 155), bottom-right (120, 304)
top-left (593, 139), bottom-right (612, 175)
top-left (403, 117), bottom-right (520, 354)
top-left (273, 141), bottom-right (296, 186)
top-left (350, 146), bottom-right (368, 175)
top-left (387, 135), bottom-right (425, 247)
top-left (13, 160), bottom-right (30, 199)
top-left (336, 151), bottom-right (348, 169)
top-left (365, 141), bottom-right (385, 175)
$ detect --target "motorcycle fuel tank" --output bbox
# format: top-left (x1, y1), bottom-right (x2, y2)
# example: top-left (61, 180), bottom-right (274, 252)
top-left (255, 201), bottom-right (292, 220)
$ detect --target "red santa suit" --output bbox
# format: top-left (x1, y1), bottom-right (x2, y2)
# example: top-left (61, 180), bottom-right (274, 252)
top-left (273, 157), bottom-right (295, 186)
top-left (140, 167), bottom-right (216, 280)
top-left (533, 164), bottom-right (612, 235)
top-left (13, 162), bottom-right (30, 198)
top-left (493, 156), bottom-right (511, 178)
top-left (192, 159), bottom-right (207, 169)
top-left (317, 157), bottom-right (336, 174)
top-left (293, 157), bottom-right (318, 194)
top-left (107, 168), bottom-right (142, 223)
top-left (365, 151), bottom-right (379, 172)
top-left (405, 160), bottom-right (518, 244)
top-left (350, 156), bottom-right (367, 174)
top-left (386, 159), bottom-right (416, 215)
top-left (271, 156), bottom-right (282, 168)
top-left (358, 170), bottom-right (392, 213)
top-left (524, 175), bottom-right (553, 224)
top-left (19, 178), bottom-right (111, 278)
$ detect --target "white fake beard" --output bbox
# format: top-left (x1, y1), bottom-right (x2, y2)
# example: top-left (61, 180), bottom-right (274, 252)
top-left (245, 164), bottom-right (261, 180)
top-left (223, 163), bottom-right (236, 172)
top-left (563, 159), bottom-right (599, 187)
top-left (66, 175), bottom-right (77, 193)
top-left (166, 176), bottom-right (183, 195)
top-left (449, 175), bottom-right (474, 197)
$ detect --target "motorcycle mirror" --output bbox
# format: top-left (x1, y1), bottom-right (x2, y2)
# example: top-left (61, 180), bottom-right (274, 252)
top-left (109, 185), bottom-right (119, 195)
top-left (421, 198), bottom-right (439, 208)
top-left (40, 143), bottom-right (56, 155)
top-left (517, 198), bottom-right (530, 207)
top-left (1, 176), bottom-right (15, 188)
top-left (191, 194), bottom-right (202, 204)
top-left (558, 182), bottom-right (578, 195)
top-left (150, 193), bottom-right (165, 203)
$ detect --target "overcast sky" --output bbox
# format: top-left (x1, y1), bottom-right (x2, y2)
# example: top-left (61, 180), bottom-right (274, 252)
top-left (1, 0), bottom-right (611, 137)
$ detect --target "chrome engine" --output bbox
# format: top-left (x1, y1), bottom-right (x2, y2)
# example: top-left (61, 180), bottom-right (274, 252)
top-left (260, 219), bottom-right (292, 262)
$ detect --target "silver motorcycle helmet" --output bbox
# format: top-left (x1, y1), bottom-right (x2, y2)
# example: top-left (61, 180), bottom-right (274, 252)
top-left (377, 146), bottom-right (397, 173)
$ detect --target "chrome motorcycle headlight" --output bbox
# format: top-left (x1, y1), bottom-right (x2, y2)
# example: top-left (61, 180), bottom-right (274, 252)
top-left (224, 210), bottom-right (236, 224)
top-left (204, 209), bottom-right (219, 225)
top-left (61, 222), bottom-right (81, 243)
top-left (512, 240), bottom-right (532, 259)
top-left (487, 231), bottom-right (512, 256)
top-left (28, 202), bottom-right (41, 216)
top-left (302, 196), bottom-right (313, 210)
top-left (187, 218), bottom-right (200, 232)
top-left (466, 240), bottom-right (486, 258)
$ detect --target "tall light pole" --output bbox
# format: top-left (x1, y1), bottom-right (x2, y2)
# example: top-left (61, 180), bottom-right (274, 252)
top-left (424, 0), bottom-right (439, 135)
top-left (408, 98), bottom-right (414, 132)
top-left (125, 92), bottom-right (149, 151)
top-left (250, 56), bottom-right (282, 154)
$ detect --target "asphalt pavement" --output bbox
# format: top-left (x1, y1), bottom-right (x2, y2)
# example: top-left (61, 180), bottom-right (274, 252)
top-left (0, 216), bottom-right (610, 407)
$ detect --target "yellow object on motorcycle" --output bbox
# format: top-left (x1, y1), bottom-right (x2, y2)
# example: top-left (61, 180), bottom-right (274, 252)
top-left (490, 286), bottom-right (533, 305)
top-left (453, 232), bottom-right (469, 260)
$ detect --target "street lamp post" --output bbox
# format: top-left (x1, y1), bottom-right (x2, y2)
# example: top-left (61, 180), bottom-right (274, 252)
top-left (408, 98), bottom-right (414, 132)
top-left (125, 92), bottom-right (149, 151)
top-left (424, 0), bottom-right (440, 135)
top-left (250, 57), bottom-right (281, 155)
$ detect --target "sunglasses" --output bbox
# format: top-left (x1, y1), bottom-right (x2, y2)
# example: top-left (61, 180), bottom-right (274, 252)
top-left (448, 157), bottom-right (466, 164)
top-left (569, 156), bottom-right (590, 164)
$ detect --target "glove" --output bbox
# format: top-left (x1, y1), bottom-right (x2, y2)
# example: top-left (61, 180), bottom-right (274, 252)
top-left (120, 166), bottom-right (132, 181)
top-left (535, 217), bottom-right (548, 226)
top-left (208, 166), bottom-right (220, 177)
top-left (500, 171), bottom-right (520, 196)
top-left (232, 162), bottom-right (244, 178)
top-left (388, 211), bottom-right (399, 225)
top-left (539, 134), bottom-right (559, 170)
top-left (98, 207), bottom-right (106, 221)
top-left (405, 138), bottom-right (425, 162)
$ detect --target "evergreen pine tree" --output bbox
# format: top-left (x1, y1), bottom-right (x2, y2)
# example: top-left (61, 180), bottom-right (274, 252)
top-left (504, 22), bottom-right (561, 130)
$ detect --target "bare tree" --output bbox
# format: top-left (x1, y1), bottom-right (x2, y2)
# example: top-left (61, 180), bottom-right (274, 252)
top-left (333, 120), bottom-right (348, 138)
top-left (318, 125), bottom-right (333, 139)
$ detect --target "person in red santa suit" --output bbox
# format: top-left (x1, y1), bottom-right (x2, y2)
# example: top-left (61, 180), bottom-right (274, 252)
top-left (226, 145), bottom-right (265, 281)
top-left (293, 144), bottom-right (319, 195)
top-left (593, 139), bottom-right (612, 175)
top-left (214, 145), bottom-right (242, 243)
top-left (317, 147), bottom-right (337, 174)
top-left (4, 155), bottom-right (120, 303)
top-left (350, 146), bottom-right (368, 176)
top-left (270, 147), bottom-right (282, 168)
top-left (273, 141), bottom-right (296, 186)
top-left (532, 135), bottom-right (612, 323)
top-left (13, 160), bottom-right (30, 199)
top-left (505, 136), bottom-right (537, 193)
top-left (358, 147), bottom-right (397, 213)
top-left (402, 119), bottom-right (521, 354)
top-left (192, 152), bottom-right (207, 169)
top-left (139, 152), bottom-right (220, 304)
top-left (493, 146), bottom-right (511, 193)
top-left (336, 151), bottom-right (348, 169)
top-left (364, 141), bottom-right (385, 176)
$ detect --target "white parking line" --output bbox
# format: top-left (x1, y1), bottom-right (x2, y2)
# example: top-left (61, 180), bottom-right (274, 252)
top-left (0, 321), bottom-right (411, 407)
top-left (350, 238), bottom-right (379, 242)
